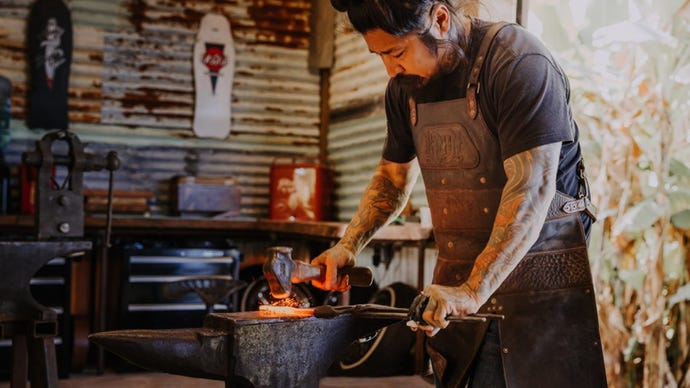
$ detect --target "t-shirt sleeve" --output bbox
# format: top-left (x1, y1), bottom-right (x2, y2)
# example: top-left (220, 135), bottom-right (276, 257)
top-left (382, 79), bottom-right (417, 163)
top-left (488, 52), bottom-right (575, 160)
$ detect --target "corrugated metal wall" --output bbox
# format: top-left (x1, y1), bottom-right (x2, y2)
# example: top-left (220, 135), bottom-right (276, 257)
top-left (0, 0), bottom-right (318, 217)
top-left (328, 12), bottom-right (427, 221)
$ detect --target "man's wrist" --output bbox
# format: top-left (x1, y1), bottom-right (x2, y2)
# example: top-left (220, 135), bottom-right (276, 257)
top-left (459, 282), bottom-right (488, 307)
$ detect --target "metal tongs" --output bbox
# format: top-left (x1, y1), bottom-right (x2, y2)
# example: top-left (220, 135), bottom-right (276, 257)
top-left (311, 295), bottom-right (504, 328)
top-left (405, 294), bottom-right (504, 329)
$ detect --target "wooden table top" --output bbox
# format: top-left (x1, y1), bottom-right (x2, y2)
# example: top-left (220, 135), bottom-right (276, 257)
top-left (0, 215), bottom-right (432, 242)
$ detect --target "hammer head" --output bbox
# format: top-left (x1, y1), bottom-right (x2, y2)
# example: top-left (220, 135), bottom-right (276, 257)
top-left (263, 246), bottom-right (373, 299)
top-left (263, 246), bottom-right (296, 299)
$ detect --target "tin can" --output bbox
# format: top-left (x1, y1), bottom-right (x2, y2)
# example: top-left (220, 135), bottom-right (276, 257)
top-left (269, 159), bottom-right (333, 221)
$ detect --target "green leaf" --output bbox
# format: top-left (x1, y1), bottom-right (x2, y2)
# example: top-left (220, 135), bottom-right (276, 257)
top-left (668, 284), bottom-right (690, 308)
top-left (663, 240), bottom-right (684, 280)
top-left (618, 268), bottom-right (646, 293)
top-left (668, 189), bottom-right (690, 214)
top-left (670, 209), bottom-right (690, 229)
top-left (670, 158), bottom-right (690, 178)
top-left (613, 199), bottom-right (664, 234)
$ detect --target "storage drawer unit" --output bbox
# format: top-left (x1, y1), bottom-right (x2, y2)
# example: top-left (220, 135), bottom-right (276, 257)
top-left (119, 248), bottom-right (242, 330)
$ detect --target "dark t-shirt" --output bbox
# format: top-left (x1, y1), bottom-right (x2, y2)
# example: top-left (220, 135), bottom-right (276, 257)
top-left (382, 19), bottom-right (592, 231)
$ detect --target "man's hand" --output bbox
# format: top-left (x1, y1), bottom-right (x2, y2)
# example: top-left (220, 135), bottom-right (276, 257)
top-left (413, 283), bottom-right (483, 337)
top-left (310, 244), bottom-right (357, 292)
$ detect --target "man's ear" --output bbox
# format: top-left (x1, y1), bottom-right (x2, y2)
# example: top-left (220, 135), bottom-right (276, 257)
top-left (431, 4), bottom-right (452, 38)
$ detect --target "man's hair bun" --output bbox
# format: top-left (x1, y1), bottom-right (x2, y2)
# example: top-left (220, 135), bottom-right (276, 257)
top-left (330, 0), bottom-right (350, 12)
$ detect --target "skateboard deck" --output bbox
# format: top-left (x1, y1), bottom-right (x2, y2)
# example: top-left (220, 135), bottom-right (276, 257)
top-left (193, 13), bottom-right (235, 139)
top-left (26, 0), bottom-right (72, 130)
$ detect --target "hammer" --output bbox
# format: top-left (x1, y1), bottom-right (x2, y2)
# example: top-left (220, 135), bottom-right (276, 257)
top-left (263, 246), bottom-right (373, 299)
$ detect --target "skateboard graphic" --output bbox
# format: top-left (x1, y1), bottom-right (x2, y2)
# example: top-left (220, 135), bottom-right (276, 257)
top-left (26, 0), bottom-right (73, 130)
top-left (193, 13), bottom-right (235, 139)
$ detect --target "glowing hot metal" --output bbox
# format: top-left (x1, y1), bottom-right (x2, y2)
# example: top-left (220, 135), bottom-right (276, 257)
top-left (258, 305), bottom-right (314, 318)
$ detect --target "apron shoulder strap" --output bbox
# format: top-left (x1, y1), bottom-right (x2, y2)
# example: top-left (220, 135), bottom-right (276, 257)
top-left (467, 21), bottom-right (510, 119)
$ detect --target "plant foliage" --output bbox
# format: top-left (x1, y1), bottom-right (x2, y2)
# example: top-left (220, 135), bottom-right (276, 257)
top-left (528, 0), bottom-right (690, 386)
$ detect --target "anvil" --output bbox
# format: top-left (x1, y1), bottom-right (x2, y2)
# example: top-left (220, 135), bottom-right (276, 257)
top-left (89, 307), bottom-right (404, 388)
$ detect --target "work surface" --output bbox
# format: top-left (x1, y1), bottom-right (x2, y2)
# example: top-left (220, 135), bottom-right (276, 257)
top-left (0, 215), bottom-right (432, 242)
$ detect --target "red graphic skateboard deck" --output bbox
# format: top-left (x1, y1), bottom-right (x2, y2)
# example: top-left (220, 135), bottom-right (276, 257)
top-left (193, 13), bottom-right (235, 139)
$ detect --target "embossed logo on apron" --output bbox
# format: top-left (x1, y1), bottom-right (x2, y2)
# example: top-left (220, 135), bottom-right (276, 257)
top-left (417, 123), bottom-right (480, 169)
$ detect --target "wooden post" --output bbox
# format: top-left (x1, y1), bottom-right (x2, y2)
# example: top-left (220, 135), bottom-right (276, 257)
top-left (319, 68), bottom-right (331, 165)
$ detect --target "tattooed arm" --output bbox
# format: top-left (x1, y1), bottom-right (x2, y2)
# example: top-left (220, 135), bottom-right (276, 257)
top-left (311, 157), bottom-right (420, 291)
top-left (420, 142), bottom-right (560, 334)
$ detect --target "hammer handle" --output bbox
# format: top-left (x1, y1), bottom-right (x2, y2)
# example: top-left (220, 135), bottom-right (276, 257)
top-left (292, 262), bottom-right (373, 287)
top-left (339, 266), bottom-right (374, 287)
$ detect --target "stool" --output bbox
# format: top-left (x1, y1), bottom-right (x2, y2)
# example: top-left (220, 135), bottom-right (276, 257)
top-left (0, 240), bottom-right (91, 387)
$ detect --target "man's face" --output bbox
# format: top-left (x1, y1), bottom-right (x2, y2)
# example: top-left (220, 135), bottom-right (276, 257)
top-left (364, 28), bottom-right (441, 92)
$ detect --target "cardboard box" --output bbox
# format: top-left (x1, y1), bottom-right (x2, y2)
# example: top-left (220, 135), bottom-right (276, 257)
top-left (84, 189), bottom-right (152, 214)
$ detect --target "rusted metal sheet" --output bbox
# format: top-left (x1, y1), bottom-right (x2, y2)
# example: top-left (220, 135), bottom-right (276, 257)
top-left (0, 16), bottom-right (104, 124)
top-left (0, 0), bottom-right (320, 219)
top-left (3, 134), bottom-right (273, 216)
top-left (328, 13), bottom-right (426, 221)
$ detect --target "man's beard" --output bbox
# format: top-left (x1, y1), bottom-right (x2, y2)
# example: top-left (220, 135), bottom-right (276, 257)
top-left (395, 40), bottom-right (468, 97)
top-left (396, 75), bottom-right (427, 95)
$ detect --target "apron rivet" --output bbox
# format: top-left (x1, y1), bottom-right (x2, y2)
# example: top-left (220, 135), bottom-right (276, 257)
top-left (479, 176), bottom-right (487, 184)
top-left (502, 347), bottom-right (509, 354)
top-left (482, 207), bottom-right (489, 214)
top-left (441, 177), bottom-right (447, 185)
top-left (490, 298), bottom-right (497, 304)
top-left (447, 241), bottom-right (454, 248)
top-left (443, 208), bottom-right (449, 215)
top-left (585, 288), bottom-right (591, 294)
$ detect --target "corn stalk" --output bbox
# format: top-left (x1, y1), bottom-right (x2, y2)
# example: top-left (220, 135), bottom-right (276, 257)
top-left (529, 0), bottom-right (690, 386)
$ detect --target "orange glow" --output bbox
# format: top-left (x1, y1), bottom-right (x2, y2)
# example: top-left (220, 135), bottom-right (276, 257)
top-left (258, 304), bottom-right (314, 318)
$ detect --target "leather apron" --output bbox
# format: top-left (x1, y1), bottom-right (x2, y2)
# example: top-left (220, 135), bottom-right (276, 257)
top-left (410, 23), bottom-right (607, 388)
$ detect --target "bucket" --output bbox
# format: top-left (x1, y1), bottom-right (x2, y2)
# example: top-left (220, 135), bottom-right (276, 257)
top-left (269, 158), bottom-right (333, 221)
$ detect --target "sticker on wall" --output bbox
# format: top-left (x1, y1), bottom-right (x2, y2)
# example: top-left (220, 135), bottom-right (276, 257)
top-left (193, 13), bottom-right (235, 139)
top-left (26, 0), bottom-right (73, 130)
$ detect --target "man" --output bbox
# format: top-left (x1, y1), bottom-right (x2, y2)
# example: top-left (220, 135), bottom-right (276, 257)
top-left (312, 1), bottom-right (607, 387)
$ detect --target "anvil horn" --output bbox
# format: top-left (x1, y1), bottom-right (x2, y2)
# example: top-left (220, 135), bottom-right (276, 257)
top-left (88, 328), bottom-right (227, 380)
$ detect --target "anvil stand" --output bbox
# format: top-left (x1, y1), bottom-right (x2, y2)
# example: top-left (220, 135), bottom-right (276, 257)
top-left (0, 241), bottom-right (91, 387)
top-left (0, 130), bottom-right (118, 387)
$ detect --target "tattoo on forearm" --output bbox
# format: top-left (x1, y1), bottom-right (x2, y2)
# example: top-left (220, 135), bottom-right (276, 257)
top-left (341, 174), bottom-right (406, 252)
top-left (467, 144), bottom-right (559, 301)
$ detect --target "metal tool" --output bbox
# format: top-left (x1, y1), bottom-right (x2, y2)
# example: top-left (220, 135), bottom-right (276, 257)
top-left (262, 246), bottom-right (373, 299)
top-left (21, 129), bottom-right (120, 374)
top-left (22, 129), bottom-right (119, 239)
top-left (313, 302), bottom-right (503, 327)
top-left (89, 309), bottom-right (400, 388)
top-left (406, 294), bottom-right (504, 328)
